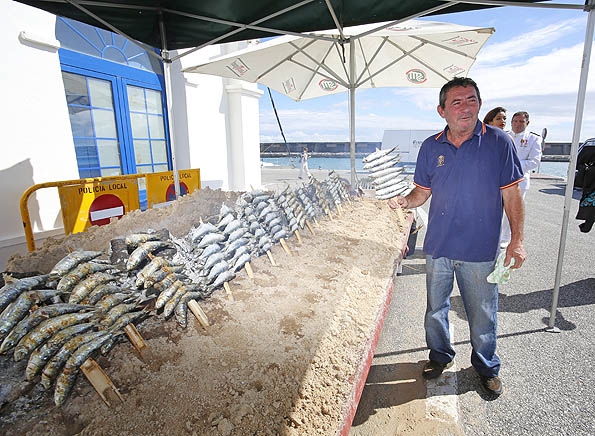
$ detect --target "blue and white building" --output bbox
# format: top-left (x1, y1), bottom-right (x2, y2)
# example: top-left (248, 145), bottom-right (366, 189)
top-left (1, 1), bottom-right (263, 269)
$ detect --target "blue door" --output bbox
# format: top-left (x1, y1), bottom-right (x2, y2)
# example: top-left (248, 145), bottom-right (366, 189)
top-left (57, 17), bottom-right (171, 209)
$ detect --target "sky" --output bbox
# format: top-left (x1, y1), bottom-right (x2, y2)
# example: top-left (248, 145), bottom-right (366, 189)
top-left (258, 1), bottom-right (595, 144)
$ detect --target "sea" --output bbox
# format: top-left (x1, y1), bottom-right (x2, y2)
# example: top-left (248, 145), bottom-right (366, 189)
top-left (261, 157), bottom-right (570, 179)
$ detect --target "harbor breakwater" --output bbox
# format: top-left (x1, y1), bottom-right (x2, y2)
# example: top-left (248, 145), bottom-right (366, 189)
top-left (261, 141), bottom-right (571, 161)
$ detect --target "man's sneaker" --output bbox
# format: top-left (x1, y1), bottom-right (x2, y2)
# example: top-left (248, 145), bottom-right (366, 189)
top-left (480, 375), bottom-right (503, 396)
top-left (422, 359), bottom-right (454, 380)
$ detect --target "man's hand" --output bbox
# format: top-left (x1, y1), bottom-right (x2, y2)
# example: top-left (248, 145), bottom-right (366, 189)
top-left (504, 240), bottom-right (526, 269)
top-left (502, 183), bottom-right (525, 269)
top-left (388, 196), bottom-right (408, 210)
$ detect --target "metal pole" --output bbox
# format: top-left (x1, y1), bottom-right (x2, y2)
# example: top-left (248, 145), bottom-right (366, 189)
top-left (159, 12), bottom-right (181, 199)
top-left (547, 1), bottom-right (595, 331)
top-left (348, 40), bottom-right (356, 186)
top-left (162, 52), bottom-right (181, 198)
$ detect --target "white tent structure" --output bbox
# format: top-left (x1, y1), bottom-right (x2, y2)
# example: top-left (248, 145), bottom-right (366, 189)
top-left (12, 0), bottom-right (595, 331)
top-left (183, 20), bottom-right (495, 185)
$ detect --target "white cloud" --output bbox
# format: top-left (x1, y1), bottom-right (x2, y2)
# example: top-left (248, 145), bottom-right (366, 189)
top-left (474, 43), bottom-right (595, 99)
top-left (476, 17), bottom-right (585, 65)
top-left (260, 106), bottom-right (444, 142)
top-left (391, 88), bottom-right (438, 111)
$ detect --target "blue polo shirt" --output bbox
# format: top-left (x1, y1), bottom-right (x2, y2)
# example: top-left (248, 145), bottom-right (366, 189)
top-left (414, 121), bottom-right (524, 262)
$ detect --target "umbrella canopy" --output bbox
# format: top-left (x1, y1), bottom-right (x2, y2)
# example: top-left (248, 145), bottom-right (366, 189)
top-left (183, 20), bottom-right (494, 183)
top-left (183, 20), bottom-right (493, 100)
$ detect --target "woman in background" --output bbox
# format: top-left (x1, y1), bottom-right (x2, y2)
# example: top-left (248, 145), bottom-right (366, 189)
top-left (484, 107), bottom-right (511, 247)
top-left (483, 106), bottom-right (507, 130)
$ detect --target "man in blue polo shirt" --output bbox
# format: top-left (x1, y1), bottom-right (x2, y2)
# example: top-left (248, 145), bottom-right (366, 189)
top-left (389, 77), bottom-right (526, 397)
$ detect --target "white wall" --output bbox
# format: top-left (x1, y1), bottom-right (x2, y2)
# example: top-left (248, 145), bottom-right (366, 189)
top-left (225, 82), bottom-right (263, 190)
top-left (176, 45), bottom-right (231, 189)
top-left (178, 42), bottom-right (263, 191)
top-left (1, 2), bottom-right (79, 269)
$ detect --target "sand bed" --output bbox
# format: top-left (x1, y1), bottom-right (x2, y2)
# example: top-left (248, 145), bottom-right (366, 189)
top-left (1, 192), bottom-right (408, 436)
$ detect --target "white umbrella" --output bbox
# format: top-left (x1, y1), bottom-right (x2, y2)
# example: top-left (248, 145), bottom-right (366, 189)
top-left (183, 19), bottom-right (494, 184)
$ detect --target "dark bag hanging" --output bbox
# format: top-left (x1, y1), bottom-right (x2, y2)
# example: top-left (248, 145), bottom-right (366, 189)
top-left (576, 162), bottom-right (595, 233)
top-left (574, 163), bottom-right (587, 189)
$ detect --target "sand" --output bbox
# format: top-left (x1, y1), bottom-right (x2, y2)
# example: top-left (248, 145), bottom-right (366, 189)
top-left (0, 189), bottom-right (409, 436)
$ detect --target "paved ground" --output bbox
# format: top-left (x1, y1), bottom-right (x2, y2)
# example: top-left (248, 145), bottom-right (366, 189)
top-left (346, 174), bottom-right (595, 436)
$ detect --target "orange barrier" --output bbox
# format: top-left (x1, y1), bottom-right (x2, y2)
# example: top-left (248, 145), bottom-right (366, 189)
top-left (20, 169), bottom-right (201, 252)
top-left (20, 174), bottom-right (144, 252)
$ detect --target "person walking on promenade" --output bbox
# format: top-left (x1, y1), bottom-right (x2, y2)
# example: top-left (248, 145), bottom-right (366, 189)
top-left (388, 77), bottom-right (526, 397)
top-left (483, 106), bottom-right (507, 130)
top-left (298, 146), bottom-right (311, 179)
top-left (500, 111), bottom-right (542, 247)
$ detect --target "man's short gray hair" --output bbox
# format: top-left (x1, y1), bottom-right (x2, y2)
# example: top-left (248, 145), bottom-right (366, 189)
top-left (439, 77), bottom-right (481, 108)
top-left (513, 111), bottom-right (530, 121)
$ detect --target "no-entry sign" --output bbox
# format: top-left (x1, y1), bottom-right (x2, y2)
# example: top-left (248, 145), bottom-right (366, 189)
top-left (165, 182), bottom-right (189, 201)
top-left (145, 169), bottom-right (200, 208)
top-left (58, 179), bottom-right (140, 234)
top-left (88, 194), bottom-right (125, 226)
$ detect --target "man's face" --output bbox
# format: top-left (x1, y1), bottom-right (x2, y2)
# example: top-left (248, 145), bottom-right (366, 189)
top-left (511, 114), bottom-right (529, 134)
top-left (437, 86), bottom-right (481, 134)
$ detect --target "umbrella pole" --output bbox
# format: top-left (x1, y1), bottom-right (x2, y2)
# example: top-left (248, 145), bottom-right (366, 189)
top-left (349, 40), bottom-right (356, 186)
top-left (547, 1), bottom-right (595, 332)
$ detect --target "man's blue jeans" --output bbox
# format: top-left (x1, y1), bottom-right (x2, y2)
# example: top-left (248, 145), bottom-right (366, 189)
top-left (425, 256), bottom-right (500, 377)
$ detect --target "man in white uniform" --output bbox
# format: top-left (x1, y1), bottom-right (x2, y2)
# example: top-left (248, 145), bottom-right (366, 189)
top-left (501, 111), bottom-right (543, 247)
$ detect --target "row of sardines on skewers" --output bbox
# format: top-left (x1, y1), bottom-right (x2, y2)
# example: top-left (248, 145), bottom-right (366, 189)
top-left (0, 173), bottom-right (352, 408)
top-left (363, 146), bottom-right (412, 200)
top-left (170, 171), bottom-right (350, 293)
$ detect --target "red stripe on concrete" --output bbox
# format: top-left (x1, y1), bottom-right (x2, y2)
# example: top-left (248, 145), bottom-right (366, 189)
top-left (337, 212), bottom-right (414, 436)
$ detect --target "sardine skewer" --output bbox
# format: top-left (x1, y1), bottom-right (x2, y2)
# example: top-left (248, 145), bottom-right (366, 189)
top-left (54, 334), bottom-right (115, 406)
top-left (41, 330), bottom-right (109, 390)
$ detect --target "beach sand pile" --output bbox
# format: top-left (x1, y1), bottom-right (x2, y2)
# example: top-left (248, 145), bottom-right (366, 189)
top-left (0, 189), bottom-right (408, 436)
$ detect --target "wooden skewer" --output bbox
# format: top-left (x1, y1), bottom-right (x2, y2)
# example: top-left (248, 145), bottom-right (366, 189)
top-left (244, 262), bottom-right (254, 279)
top-left (294, 230), bottom-right (303, 244)
top-left (199, 217), bottom-right (204, 224)
top-left (188, 300), bottom-right (209, 330)
top-left (223, 282), bottom-right (234, 301)
top-left (326, 209), bottom-right (334, 221)
top-left (266, 250), bottom-right (277, 266)
top-left (279, 238), bottom-right (292, 256)
top-left (123, 324), bottom-right (147, 354)
top-left (305, 220), bottom-right (315, 235)
top-left (81, 358), bottom-right (124, 407)
top-left (313, 217), bottom-right (320, 227)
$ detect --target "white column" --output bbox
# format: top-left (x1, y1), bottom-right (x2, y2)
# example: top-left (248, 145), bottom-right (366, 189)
top-left (225, 83), bottom-right (264, 191)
